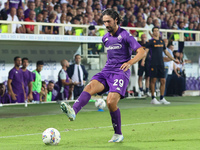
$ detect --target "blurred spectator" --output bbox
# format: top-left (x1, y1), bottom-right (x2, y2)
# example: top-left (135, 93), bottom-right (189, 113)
top-left (72, 17), bottom-right (83, 36)
top-left (36, 13), bottom-right (44, 34)
top-left (32, 60), bottom-right (44, 101)
top-left (7, 7), bottom-right (22, 33)
top-left (0, 3), bottom-right (8, 33)
top-left (24, 10), bottom-right (36, 34)
top-left (54, 4), bottom-right (61, 22)
top-left (60, 13), bottom-right (72, 35)
top-left (46, 81), bottom-right (55, 101)
top-left (8, 56), bottom-right (26, 103)
top-left (45, 13), bottom-right (58, 34)
top-left (24, 2), bottom-right (35, 19)
top-left (21, 57), bottom-right (33, 101)
top-left (184, 22), bottom-right (194, 41)
top-left (127, 15), bottom-right (136, 37)
top-left (17, 8), bottom-right (24, 21)
top-left (42, 9), bottom-right (48, 22)
top-left (0, 83), bottom-right (11, 104)
top-left (35, 0), bottom-right (42, 16)
top-left (169, 24), bottom-right (180, 42)
top-left (145, 16), bottom-right (154, 39)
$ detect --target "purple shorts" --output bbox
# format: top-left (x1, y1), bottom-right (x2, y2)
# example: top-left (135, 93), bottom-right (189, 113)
top-left (11, 93), bottom-right (25, 103)
top-left (91, 71), bottom-right (129, 98)
top-left (33, 91), bottom-right (40, 101)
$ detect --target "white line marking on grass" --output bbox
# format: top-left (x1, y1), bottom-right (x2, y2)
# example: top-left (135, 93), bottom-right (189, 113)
top-left (0, 117), bottom-right (200, 139)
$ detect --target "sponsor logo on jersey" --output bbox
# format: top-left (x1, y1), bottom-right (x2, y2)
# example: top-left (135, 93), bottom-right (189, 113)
top-left (105, 44), bottom-right (122, 51)
top-left (105, 38), bottom-right (108, 42)
top-left (154, 44), bottom-right (164, 47)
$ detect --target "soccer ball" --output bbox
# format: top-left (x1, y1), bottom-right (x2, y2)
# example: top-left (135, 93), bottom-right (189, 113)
top-left (95, 98), bottom-right (106, 110)
top-left (42, 128), bottom-right (61, 145)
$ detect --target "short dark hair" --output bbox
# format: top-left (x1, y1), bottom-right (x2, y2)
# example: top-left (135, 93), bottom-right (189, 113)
top-left (75, 54), bottom-right (81, 59)
top-left (48, 80), bottom-right (54, 84)
top-left (102, 8), bottom-right (122, 24)
top-left (37, 61), bottom-right (44, 66)
top-left (152, 26), bottom-right (159, 32)
top-left (22, 57), bottom-right (29, 63)
top-left (14, 56), bottom-right (20, 61)
top-left (54, 4), bottom-right (60, 10)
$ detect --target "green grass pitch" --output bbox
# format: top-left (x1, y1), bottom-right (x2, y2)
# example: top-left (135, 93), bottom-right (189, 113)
top-left (0, 96), bottom-right (200, 150)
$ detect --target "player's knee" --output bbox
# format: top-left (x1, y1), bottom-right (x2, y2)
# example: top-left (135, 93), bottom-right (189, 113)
top-left (84, 83), bottom-right (92, 92)
top-left (160, 79), bottom-right (166, 85)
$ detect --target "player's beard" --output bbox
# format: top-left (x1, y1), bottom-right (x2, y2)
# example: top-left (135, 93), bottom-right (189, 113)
top-left (106, 26), bottom-right (114, 33)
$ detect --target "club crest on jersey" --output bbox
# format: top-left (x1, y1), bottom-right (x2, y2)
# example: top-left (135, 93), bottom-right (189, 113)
top-left (105, 44), bottom-right (122, 51)
top-left (117, 34), bottom-right (122, 40)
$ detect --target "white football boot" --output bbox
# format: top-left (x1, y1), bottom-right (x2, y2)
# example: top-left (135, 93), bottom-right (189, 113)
top-left (108, 134), bottom-right (124, 143)
top-left (159, 98), bottom-right (171, 105)
top-left (60, 102), bottom-right (76, 121)
top-left (151, 98), bottom-right (161, 104)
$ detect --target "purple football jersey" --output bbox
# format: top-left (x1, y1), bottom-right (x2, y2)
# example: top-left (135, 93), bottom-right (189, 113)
top-left (102, 27), bottom-right (141, 76)
top-left (22, 69), bottom-right (33, 96)
top-left (0, 93), bottom-right (11, 104)
top-left (8, 67), bottom-right (24, 94)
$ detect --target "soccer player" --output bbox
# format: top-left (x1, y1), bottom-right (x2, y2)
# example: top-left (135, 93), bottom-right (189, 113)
top-left (137, 34), bottom-right (150, 97)
top-left (32, 61), bottom-right (44, 101)
top-left (58, 59), bottom-right (78, 100)
top-left (21, 57), bottom-right (33, 101)
top-left (8, 56), bottom-right (26, 103)
top-left (60, 9), bottom-right (146, 143)
top-left (145, 27), bottom-right (179, 105)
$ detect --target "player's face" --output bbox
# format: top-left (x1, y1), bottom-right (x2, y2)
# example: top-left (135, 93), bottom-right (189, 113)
top-left (47, 83), bottom-right (54, 91)
top-left (22, 60), bottom-right (29, 68)
top-left (103, 15), bottom-right (117, 33)
top-left (15, 58), bottom-right (22, 67)
top-left (37, 65), bottom-right (43, 72)
top-left (153, 28), bottom-right (159, 37)
top-left (75, 55), bottom-right (81, 64)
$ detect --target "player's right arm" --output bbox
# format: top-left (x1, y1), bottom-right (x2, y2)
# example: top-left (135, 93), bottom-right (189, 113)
top-left (7, 79), bottom-right (17, 100)
top-left (141, 48), bottom-right (149, 66)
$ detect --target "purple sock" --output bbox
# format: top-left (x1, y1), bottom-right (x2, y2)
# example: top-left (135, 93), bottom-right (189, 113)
top-left (73, 91), bottom-right (91, 114)
top-left (110, 108), bottom-right (122, 135)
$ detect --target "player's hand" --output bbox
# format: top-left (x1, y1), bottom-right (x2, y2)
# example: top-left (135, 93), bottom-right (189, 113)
top-left (141, 61), bottom-right (145, 67)
top-left (83, 80), bottom-right (86, 85)
top-left (120, 62), bottom-right (131, 72)
top-left (174, 59), bottom-right (180, 64)
top-left (11, 93), bottom-right (17, 101)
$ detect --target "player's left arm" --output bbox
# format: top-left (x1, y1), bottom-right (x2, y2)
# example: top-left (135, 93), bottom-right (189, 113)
top-left (163, 49), bottom-right (179, 64)
top-left (120, 47), bottom-right (146, 71)
top-left (120, 34), bottom-right (146, 71)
